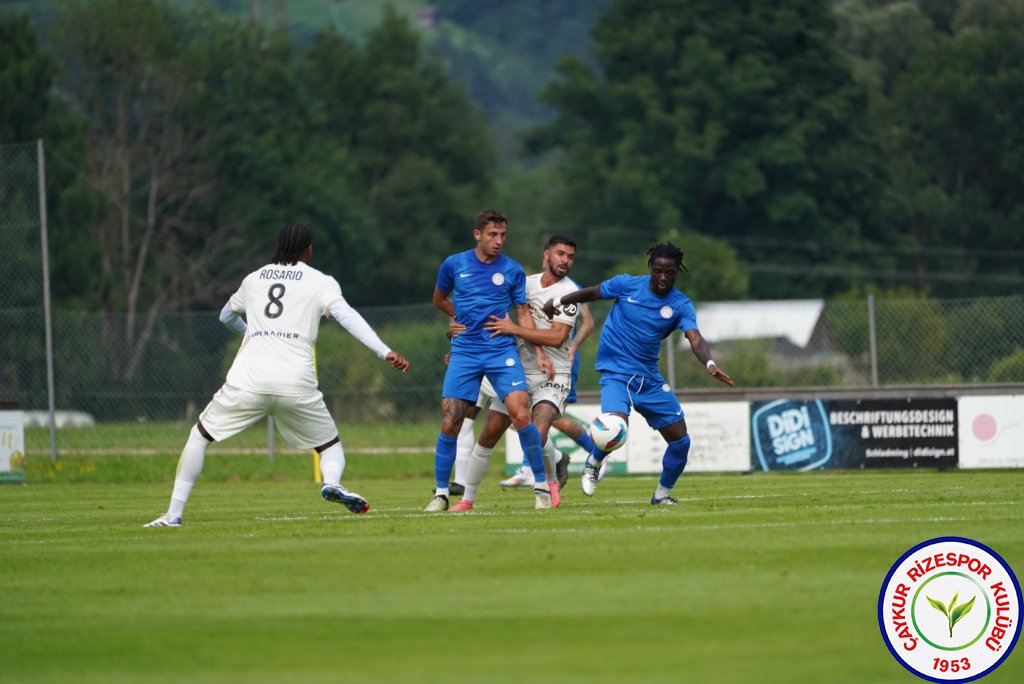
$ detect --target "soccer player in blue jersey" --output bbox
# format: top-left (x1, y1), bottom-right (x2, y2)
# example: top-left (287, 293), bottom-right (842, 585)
top-left (426, 209), bottom-right (552, 512)
top-left (543, 242), bottom-right (734, 505)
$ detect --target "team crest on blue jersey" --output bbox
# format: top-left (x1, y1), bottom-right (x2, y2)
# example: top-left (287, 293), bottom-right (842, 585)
top-left (504, 357), bottom-right (515, 366)
top-left (660, 305), bottom-right (672, 319)
top-left (492, 273), bottom-right (505, 286)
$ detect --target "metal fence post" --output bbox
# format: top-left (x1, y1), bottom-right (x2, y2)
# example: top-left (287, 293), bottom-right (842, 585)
top-left (37, 140), bottom-right (58, 463)
top-left (868, 293), bottom-right (879, 387)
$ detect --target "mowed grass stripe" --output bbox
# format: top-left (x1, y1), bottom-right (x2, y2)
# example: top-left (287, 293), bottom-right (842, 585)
top-left (1, 471), bottom-right (1021, 684)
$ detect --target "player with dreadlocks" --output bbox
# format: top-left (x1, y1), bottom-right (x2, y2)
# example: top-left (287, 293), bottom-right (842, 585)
top-left (542, 242), bottom-right (734, 505)
top-left (145, 223), bottom-right (409, 527)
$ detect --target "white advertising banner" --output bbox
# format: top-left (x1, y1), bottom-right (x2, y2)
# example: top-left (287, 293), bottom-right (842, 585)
top-left (506, 401), bottom-right (750, 473)
top-left (0, 411), bottom-right (26, 483)
top-left (958, 395), bottom-right (1024, 468)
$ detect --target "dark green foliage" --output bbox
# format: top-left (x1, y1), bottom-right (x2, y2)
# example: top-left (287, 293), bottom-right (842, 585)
top-left (528, 0), bottom-right (886, 298)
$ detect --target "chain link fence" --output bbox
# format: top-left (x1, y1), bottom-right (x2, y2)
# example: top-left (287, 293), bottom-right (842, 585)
top-left (0, 142), bottom-right (47, 415)
top-left (4, 143), bottom-right (1023, 457)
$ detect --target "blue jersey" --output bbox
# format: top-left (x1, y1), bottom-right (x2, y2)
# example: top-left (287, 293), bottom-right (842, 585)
top-left (436, 249), bottom-right (527, 354)
top-left (595, 274), bottom-right (698, 377)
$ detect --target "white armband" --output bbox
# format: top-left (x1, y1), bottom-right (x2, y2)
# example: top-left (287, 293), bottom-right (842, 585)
top-left (706, 359), bottom-right (716, 370)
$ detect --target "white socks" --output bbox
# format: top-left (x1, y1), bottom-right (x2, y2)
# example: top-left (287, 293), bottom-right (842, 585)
top-left (318, 442), bottom-right (345, 486)
top-left (454, 417), bottom-right (475, 486)
top-left (542, 437), bottom-right (559, 483)
top-left (461, 444), bottom-right (494, 502)
top-left (167, 425), bottom-right (210, 519)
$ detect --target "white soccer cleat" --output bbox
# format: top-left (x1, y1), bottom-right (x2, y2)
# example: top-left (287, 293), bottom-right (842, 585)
top-left (651, 495), bottom-right (679, 506)
top-left (581, 461), bottom-right (601, 496)
top-left (500, 466), bottom-right (535, 488)
top-left (534, 488), bottom-right (553, 509)
top-left (424, 494), bottom-right (449, 512)
top-left (597, 457), bottom-right (609, 482)
top-left (321, 483), bottom-right (370, 514)
top-left (143, 514), bottom-right (182, 528)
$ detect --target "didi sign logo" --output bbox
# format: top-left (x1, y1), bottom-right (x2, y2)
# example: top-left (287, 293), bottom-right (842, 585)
top-left (752, 399), bottom-right (832, 471)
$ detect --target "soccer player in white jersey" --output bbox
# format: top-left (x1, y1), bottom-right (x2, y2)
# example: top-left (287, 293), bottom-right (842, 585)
top-left (144, 224), bottom-right (409, 527)
top-left (543, 242), bottom-right (734, 506)
top-left (448, 235), bottom-right (582, 511)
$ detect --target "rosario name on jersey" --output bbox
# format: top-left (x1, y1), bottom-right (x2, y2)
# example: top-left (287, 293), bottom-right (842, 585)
top-left (437, 249), bottom-right (527, 354)
top-left (518, 273), bottom-right (580, 374)
top-left (225, 262), bottom-right (343, 396)
top-left (596, 274), bottom-right (698, 377)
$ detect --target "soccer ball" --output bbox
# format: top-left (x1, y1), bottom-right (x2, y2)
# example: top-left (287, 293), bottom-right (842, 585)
top-left (588, 412), bottom-right (628, 452)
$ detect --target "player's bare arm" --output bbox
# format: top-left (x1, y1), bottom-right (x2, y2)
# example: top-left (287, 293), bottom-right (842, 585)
top-left (542, 285), bottom-right (603, 319)
top-left (432, 287), bottom-right (455, 318)
top-left (684, 328), bottom-right (734, 387)
top-left (483, 314), bottom-right (571, 348)
top-left (568, 302), bottom-right (594, 362)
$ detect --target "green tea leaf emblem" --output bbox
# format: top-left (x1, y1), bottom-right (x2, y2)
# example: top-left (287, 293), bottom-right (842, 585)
top-left (928, 592), bottom-right (976, 638)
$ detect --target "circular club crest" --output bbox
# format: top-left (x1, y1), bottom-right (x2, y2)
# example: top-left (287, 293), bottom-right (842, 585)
top-left (878, 537), bottom-right (1021, 682)
top-left (504, 357), bottom-right (515, 367)
top-left (659, 305), bottom-right (672, 319)
top-left (491, 273), bottom-right (505, 286)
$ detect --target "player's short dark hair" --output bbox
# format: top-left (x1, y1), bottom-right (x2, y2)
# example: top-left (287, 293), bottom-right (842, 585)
top-left (647, 242), bottom-right (687, 271)
top-left (545, 234), bottom-right (577, 250)
top-left (272, 223), bottom-right (312, 265)
top-left (475, 209), bottom-right (507, 231)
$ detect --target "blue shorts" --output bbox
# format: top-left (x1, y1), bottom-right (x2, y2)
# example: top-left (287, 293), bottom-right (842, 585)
top-left (599, 370), bottom-right (685, 430)
top-left (566, 353), bottom-right (580, 404)
top-left (442, 348), bottom-right (528, 404)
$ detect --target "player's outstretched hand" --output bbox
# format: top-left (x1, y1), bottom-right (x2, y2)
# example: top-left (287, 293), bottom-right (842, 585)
top-left (386, 352), bottom-right (410, 372)
top-left (708, 363), bottom-right (734, 387)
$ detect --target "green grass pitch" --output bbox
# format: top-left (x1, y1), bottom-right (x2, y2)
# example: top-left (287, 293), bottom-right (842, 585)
top-left (2, 467), bottom-right (1022, 683)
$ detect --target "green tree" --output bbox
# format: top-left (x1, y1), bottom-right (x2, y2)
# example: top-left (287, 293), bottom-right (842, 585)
top-left (528, 0), bottom-right (886, 298)
top-left (303, 9), bottom-right (497, 304)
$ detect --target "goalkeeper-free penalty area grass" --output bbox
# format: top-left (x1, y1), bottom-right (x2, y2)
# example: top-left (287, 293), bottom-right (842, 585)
top-left (1, 470), bottom-right (1022, 684)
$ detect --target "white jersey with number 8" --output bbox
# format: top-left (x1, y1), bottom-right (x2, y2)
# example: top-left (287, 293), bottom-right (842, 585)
top-left (225, 261), bottom-right (346, 396)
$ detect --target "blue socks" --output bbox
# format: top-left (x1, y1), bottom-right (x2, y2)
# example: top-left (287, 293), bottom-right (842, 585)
top-left (517, 424), bottom-right (546, 483)
top-left (659, 434), bottom-right (691, 489)
top-left (574, 431), bottom-right (597, 455)
top-left (434, 433), bottom-right (458, 490)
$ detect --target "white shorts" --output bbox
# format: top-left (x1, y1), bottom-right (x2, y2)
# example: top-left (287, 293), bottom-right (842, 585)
top-left (198, 384), bottom-right (338, 449)
top-left (483, 370), bottom-right (571, 417)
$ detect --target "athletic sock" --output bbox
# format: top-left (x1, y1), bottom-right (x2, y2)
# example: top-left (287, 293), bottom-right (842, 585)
top-left (517, 423), bottom-right (546, 484)
top-left (574, 431), bottom-right (597, 455)
top-left (167, 425), bottom-right (210, 519)
top-left (541, 437), bottom-right (559, 482)
top-left (462, 444), bottom-right (493, 503)
top-left (585, 448), bottom-right (610, 469)
top-left (654, 484), bottom-right (673, 500)
top-left (454, 416), bottom-right (475, 486)
top-left (434, 433), bottom-right (458, 491)
top-left (318, 442), bottom-right (345, 486)
top-left (659, 434), bottom-right (691, 490)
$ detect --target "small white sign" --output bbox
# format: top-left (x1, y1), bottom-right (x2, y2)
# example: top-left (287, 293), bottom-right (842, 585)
top-left (958, 396), bottom-right (1024, 468)
top-left (0, 411), bottom-right (25, 477)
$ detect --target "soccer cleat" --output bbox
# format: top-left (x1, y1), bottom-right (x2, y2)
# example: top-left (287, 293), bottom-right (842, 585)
top-left (549, 480), bottom-right (561, 508)
top-left (500, 466), bottom-right (535, 488)
top-left (449, 499), bottom-right (474, 512)
top-left (581, 460), bottom-right (601, 496)
top-left (597, 457), bottom-right (609, 482)
top-left (650, 495), bottom-right (679, 506)
top-left (424, 494), bottom-right (449, 512)
top-left (143, 514), bottom-right (182, 528)
top-left (534, 487), bottom-right (553, 509)
top-left (321, 484), bottom-right (370, 514)
top-left (556, 452), bottom-right (569, 489)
